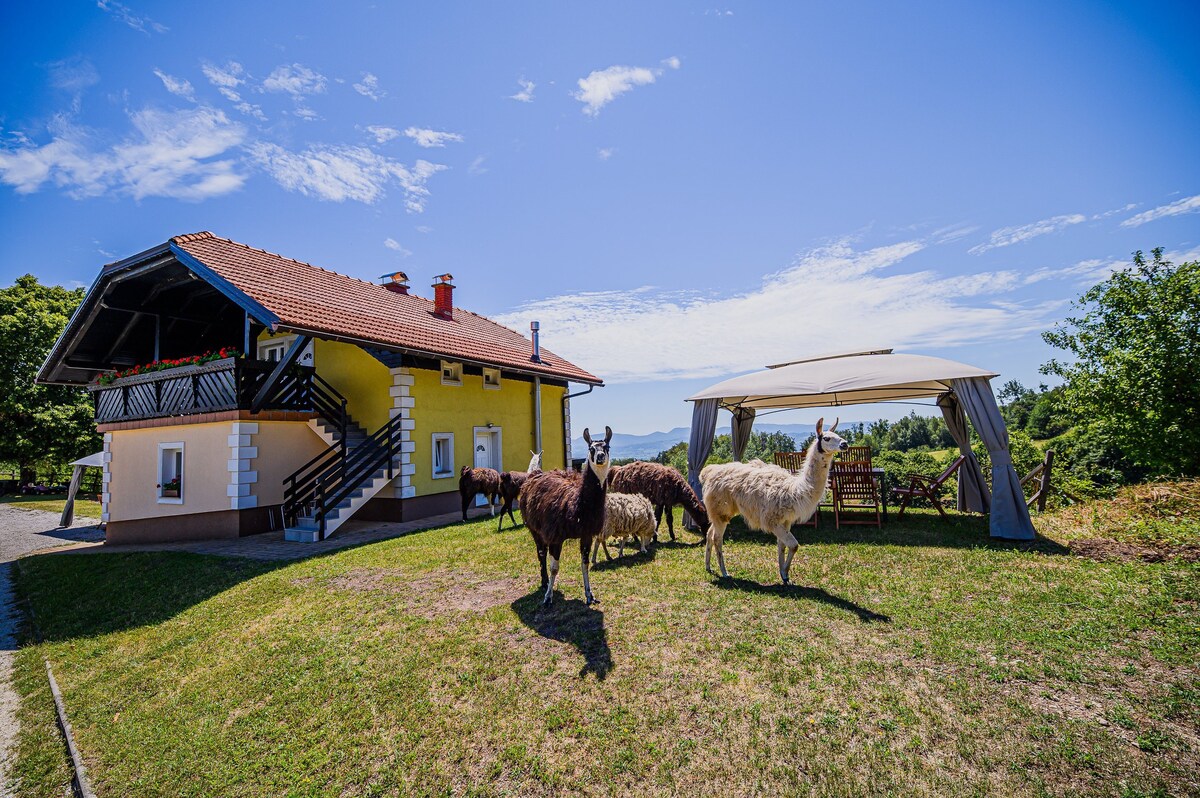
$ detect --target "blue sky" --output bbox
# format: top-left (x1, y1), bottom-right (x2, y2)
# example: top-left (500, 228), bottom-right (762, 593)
top-left (2, 1), bottom-right (1198, 436)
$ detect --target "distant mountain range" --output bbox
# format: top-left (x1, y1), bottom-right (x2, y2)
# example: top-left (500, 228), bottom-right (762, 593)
top-left (571, 423), bottom-right (851, 461)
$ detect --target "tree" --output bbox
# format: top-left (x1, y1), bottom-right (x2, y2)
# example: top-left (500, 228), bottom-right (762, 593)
top-left (1042, 248), bottom-right (1200, 477)
top-left (0, 275), bottom-right (99, 479)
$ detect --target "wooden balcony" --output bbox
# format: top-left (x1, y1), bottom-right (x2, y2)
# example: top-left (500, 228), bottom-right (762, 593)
top-left (89, 358), bottom-right (318, 424)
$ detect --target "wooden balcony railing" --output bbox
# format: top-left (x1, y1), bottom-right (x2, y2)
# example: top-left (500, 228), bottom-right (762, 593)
top-left (89, 357), bottom-right (321, 424)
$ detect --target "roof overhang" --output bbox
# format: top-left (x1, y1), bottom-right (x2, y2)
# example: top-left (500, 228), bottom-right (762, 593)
top-left (37, 240), bottom-right (278, 386)
top-left (688, 351), bottom-right (998, 411)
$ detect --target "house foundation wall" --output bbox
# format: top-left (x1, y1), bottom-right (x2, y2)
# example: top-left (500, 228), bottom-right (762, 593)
top-left (105, 505), bottom-right (281, 545)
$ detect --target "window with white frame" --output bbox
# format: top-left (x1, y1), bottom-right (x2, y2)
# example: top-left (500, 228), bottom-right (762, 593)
top-left (483, 367), bottom-right (501, 390)
top-left (259, 340), bottom-right (288, 362)
top-left (440, 360), bottom-right (463, 386)
top-left (157, 442), bottom-right (184, 503)
top-left (432, 433), bottom-right (455, 478)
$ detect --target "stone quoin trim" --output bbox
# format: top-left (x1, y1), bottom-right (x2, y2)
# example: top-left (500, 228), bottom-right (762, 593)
top-left (228, 421), bottom-right (259, 509)
top-left (100, 432), bottom-right (112, 523)
top-left (563, 396), bottom-right (572, 469)
top-left (389, 367), bottom-right (417, 499)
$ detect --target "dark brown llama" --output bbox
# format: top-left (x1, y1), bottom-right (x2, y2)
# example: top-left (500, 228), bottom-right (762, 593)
top-left (522, 426), bottom-right (612, 607)
top-left (459, 465), bottom-right (501, 521)
top-left (497, 451), bottom-right (542, 531)
top-left (608, 461), bottom-right (710, 542)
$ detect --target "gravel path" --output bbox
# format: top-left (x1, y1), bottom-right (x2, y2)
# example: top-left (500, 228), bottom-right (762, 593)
top-left (0, 505), bottom-right (103, 793)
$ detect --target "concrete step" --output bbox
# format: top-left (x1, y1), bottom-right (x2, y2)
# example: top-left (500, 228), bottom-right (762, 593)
top-left (284, 527), bottom-right (320, 543)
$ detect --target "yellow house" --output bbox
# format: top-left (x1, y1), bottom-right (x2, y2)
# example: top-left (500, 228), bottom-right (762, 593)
top-left (38, 232), bottom-right (603, 544)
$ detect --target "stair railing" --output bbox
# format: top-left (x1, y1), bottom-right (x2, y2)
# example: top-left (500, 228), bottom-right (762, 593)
top-left (283, 411), bottom-right (406, 537)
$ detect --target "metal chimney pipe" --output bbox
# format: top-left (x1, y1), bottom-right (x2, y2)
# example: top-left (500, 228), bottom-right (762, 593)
top-left (530, 320), bottom-right (542, 363)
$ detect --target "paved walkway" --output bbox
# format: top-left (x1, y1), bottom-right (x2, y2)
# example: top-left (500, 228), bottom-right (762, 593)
top-left (0, 505), bottom-right (104, 793)
top-left (49, 506), bottom-right (498, 562)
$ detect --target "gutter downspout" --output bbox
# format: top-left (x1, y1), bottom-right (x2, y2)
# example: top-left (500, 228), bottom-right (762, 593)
top-left (530, 321), bottom-right (543, 460)
top-left (562, 383), bottom-right (596, 469)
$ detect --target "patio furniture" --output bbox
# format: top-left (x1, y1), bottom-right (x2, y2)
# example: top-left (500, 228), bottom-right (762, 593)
top-left (844, 445), bottom-right (873, 465)
top-left (831, 460), bottom-right (882, 528)
top-left (892, 455), bottom-right (966, 519)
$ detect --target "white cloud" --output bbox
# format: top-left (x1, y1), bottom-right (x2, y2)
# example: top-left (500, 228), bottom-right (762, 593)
top-left (509, 78), bottom-right (535, 102)
top-left (200, 61), bottom-right (263, 119)
top-left (403, 127), bottom-right (464, 148)
top-left (1092, 202), bottom-right (1137, 220)
top-left (263, 63), bottom-right (327, 97)
top-left (968, 213), bottom-right (1087, 254)
top-left (96, 0), bottom-right (167, 33)
top-left (704, 9), bottom-right (734, 16)
top-left (468, 155), bottom-right (487, 175)
top-left (47, 57), bottom-right (100, 112)
top-left (0, 106), bottom-right (246, 201)
top-left (1120, 194), bottom-right (1200, 227)
top-left (383, 238), bottom-right (411, 257)
top-left (494, 240), bottom-right (1056, 384)
top-left (248, 142), bottom-right (445, 209)
top-left (353, 73), bottom-right (384, 100)
top-left (366, 125), bottom-right (401, 143)
top-left (573, 59), bottom-right (678, 116)
top-left (293, 106), bottom-right (320, 121)
top-left (153, 69), bottom-right (194, 101)
top-left (597, 147), bottom-right (614, 160)
top-left (931, 223), bottom-right (979, 243)
top-left (1023, 258), bottom-right (1122, 286)
top-left (415, 225), bottom-right (432, 234)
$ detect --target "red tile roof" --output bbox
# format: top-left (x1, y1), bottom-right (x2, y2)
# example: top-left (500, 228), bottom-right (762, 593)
top-left (171, 232), bottom-right (601, 385)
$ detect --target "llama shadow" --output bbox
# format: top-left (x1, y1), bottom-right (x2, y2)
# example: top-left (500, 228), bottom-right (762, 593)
top-left (590, 546), bottom-right (656, 572)
top-left (510, 592), bottom-right (612, 680)
top-left (654, 538), bottom-right (704, 550)
top-left (712, 577), bottom-right (892, 624)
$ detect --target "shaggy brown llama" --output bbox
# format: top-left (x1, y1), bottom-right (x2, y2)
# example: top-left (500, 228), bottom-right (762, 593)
top-left (459, 465), bottom-right (501, 521)
top-left (608, 461), bottom-right (709, 542)
top-left (522, 426), bottom-right (612, 607)
top-left (497, 451), bottom-right (542, 532)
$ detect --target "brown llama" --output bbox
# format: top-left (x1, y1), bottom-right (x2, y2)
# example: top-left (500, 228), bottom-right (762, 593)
top-left (459, 465), bottom-right (501, 521)
top-left (608, 461), bottom-right (710, 542)
top-left (497, 451), bottom-right (542, 532)
top-left (522, 426), bottom-right (612, 607)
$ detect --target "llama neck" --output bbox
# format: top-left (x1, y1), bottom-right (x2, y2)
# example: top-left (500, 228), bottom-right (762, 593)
top-left (799, 441), bottom-right (836, 490)
top-left (577, 462), bottom-right (608, 525)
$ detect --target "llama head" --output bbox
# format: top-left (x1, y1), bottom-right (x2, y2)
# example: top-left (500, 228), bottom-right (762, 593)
top-left (527, 450), bottom-right (543, 473)
top-left (581, 426), bottom-right (613, 480)
top-left (813, 417), bottom-right (849, 457)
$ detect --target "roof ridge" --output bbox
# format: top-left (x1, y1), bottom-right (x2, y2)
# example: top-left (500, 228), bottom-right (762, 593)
top-left (170, 231), bottom-right (214, 244)
top-left (189, 233), bottom-right (391, 292)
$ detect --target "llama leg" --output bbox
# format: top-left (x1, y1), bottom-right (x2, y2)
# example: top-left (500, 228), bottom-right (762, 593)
top-left (590, 537), bottom-right (600, 566)
top-left (508, 501), bottom-right (518, 529)
top-left (777, 540), bottom-right (787, 585)
top-left (603, 539), bottom-right (614, 561)
top-left (666, 506), bottom-right (676, 541)
top-left (779, 529), bottom-right (800, 585)
top-left (531, 530), bottom-right (548, 589)
top-left (706, 520), bottom-right (729, 578)
top-left (488, 493), bottom-right (495, 517)
top-left (543, 542), bottom-right (562, 606)
top-left (580, 536), bottom-right (597, 605)
top-left (497, 500), bottom-right (507, 532)
top-left (461, 491), bottom-right (471, 521)
top-left (653, 505), bottom-right (664, 542)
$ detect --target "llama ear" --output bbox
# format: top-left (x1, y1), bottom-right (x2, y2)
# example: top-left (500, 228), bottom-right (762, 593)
top-left (583, 428), bottom-right (592, 444)
top-left (815, 417), bottom-right (824, 436)
top-left (830, 417), bottom-right (840, 432)
top-left (604, 425), bottom-right (613, 443)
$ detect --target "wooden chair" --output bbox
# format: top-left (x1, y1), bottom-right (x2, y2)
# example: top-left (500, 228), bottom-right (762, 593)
top-left (831, 460), bottom-right (881, 528)
top-left (844, 445), bottom-right (873, 466)
top-left (892, 456), bottom-right (966, 519)
top-left (773, 451), bottom-right (819, 527)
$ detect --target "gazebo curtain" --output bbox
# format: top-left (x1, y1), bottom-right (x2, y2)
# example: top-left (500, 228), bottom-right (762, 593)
top-left (730, 406), bottom-right (757, 461)
top-left (952, 377), bottom-right (1036, 540)
top-left (59, 465), bottom-right (84, 528)
top-left (684, 398), bottom-right (720, 530)
top-left (936, 392), bottom-right (990, 513)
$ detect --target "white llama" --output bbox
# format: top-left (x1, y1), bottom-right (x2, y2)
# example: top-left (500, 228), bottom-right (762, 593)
top-left (699, 418), bottom-right (848, 584)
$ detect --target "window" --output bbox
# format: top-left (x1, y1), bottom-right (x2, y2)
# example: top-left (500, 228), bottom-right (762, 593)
top-left (432, 433), bottom-right (455, 479)
top-left (259, 341), bottom-right (287, 362)
top-left (157, 442), bottom-right (184, 504)
top-left (440, 360), bottom-right (463, 386)
top-left (483, 367), bottom-right (501, 390)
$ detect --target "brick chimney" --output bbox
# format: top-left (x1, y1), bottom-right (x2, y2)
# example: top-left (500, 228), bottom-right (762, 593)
top-left (432, 273), bottom-right (454, 319)
top-left (381, 271), bottom-right (410, 294)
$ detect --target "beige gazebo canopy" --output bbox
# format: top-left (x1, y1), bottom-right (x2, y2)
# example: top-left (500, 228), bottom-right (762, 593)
top-left (685, 349), bottom-right (1036, 540)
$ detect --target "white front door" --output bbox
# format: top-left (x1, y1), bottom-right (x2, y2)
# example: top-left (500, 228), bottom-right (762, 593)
top-left (473, 428), bottom-right (502, 506)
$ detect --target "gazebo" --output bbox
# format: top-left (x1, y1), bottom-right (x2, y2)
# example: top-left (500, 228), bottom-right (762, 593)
top-left (685, 349), bottom-right (1036, 540)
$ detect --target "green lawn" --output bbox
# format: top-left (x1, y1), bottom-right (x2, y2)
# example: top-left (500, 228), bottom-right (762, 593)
top-left (10, 491), bottom-right (1199, 797)
top-left (0, 494), bottom-right (102, 519)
